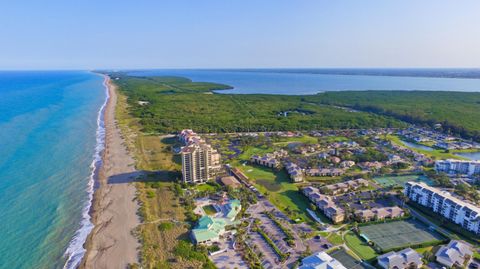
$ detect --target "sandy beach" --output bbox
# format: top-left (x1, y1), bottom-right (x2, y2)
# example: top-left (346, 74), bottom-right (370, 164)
top-left (80, 76), bottom-right (140, 269)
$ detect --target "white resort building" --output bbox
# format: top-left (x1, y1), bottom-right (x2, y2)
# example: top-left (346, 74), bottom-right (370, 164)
top-left (405, 181), bottom-right (480, 234)
top-left (435, 159), bottom-right (480, 176)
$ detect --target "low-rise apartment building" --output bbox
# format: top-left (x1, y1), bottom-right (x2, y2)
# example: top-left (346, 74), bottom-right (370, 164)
top-left (377, 248), bottom-right (423, 269)
top-left (304, 181), bottom-right (403, 224)
top-left (355, 206), bottom-right (405, 222)
top-left (435, 240), bottom-right (473, 268)
top-left (303, 187), bottom-right (345, 223)
top-left (321, 178), bottom-right (368, 195)
top-left (405, 181), bottom-right (480, 234)
top-left (305, 168), bottom-right (344, 177)
top-left (250, 154), bottom-right (280, 168)
top-left (285, 162), bottom-right (304, 182)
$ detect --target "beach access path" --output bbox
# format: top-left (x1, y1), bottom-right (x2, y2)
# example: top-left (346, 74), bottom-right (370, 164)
top-left (81, 76), bottom-right (140, 269)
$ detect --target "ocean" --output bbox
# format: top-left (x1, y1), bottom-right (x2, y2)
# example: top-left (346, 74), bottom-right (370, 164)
top-left (0, 71), bottom-right (106, 269)
top-left (130, 69), bottom-right (480, 94)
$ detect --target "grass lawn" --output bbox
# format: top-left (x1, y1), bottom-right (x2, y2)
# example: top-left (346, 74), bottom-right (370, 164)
top-left (236, 145), bottom-right (274, 161)
top-left (414, 246), bottom-right (433, 254)
top-left (195, 183), bottom-right (217, 192)
top-left (327, 232), bottom-right (344, 245)
top-left (344, 231), bottom-right (378, 261)
top-left (272, 135), bottom-right (319, 146)
top-left (322, 136), bottom-right (350, 143)
top-left (233, 162), bottom-right (313, 223)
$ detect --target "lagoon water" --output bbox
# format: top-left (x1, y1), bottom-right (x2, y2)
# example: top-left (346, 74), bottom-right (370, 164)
top-left (455, 151), bottom-right (480, 161)
top-left (0, 71), bottom-right (105, 268)
top-left (400, 140), bottom-right (434, 152)
top-left (130, 69), bottom-right (480, 94)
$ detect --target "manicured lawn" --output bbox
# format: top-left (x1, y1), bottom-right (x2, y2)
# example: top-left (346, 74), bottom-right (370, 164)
top-left (323, 136), bottom-right (349, 143)
top-left (237, 145), bottom-right (274, 161)
top-left (327, 233), bottom-right (344, 245)
top-left (414, 246), bottom-right (433, 254)
top-left (233, 163), bottom-right (313, 223)
top-left (195, 183), bottom-right (217, 192)
top-left (344, 231), bottom-right (378, 261)
top-left (272, 135), bottom-right (319, 146)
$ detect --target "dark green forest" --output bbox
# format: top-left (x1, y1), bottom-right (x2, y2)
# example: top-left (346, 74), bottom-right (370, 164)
top-left (109, 74), bottom-right (405, 133)
top-left (312, 91), bottom-right (480, 140)
top-left (109, 73), bottom-right (480, 140)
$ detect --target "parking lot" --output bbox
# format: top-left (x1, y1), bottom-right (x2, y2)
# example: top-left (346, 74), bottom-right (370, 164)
top-left (248, 231), bottom-right (279, 269)
top-left (210, 236), bottom-right (248, 269)
top-left (244, 198), bottom-right (309, 268)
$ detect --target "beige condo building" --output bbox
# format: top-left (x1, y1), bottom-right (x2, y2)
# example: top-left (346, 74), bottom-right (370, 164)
top-left (181, 142), bottom-right (221, 183)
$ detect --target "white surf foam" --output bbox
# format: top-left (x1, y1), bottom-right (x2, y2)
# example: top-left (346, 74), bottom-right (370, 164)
top-left (62, 74), bottom-right (110, 269)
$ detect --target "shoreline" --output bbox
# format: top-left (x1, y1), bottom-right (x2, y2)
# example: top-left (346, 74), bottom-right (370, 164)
top-left (79, 75), bottom-right (140, 268)
top-left (62, 74), bottom-right (110, 269)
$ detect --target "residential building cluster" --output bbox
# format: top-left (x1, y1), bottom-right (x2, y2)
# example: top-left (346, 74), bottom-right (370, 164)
top-left (405, 181), bottom-right (480, 234)
top-left (320, 178), bottom-right (369, 195)
top-left (303, 180), bottom-right (404, 224)
top-left (305, 167), bottom-right (344, 177)
top-left (377, 248), bottom-right (423, 269)
top-left (354, 206), bottom-right (405, 223)
top-left (249, 149), bottom-right (288, 168)
top-left (435, 159), bottom-right (480, 176)
top-left (303, 186), bottom-right (345, 223)
top-left (398, 128), bottom-right (480, 150)
top-left (376, 240), bottom-right (475, 269)
top-left (180, 129), bottom-right (221, 184)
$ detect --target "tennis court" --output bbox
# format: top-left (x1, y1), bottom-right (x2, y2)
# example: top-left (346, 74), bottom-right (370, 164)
top-left (329, 248), bottom-right (370, 269)
top-left (360, 219), bottom-right (444, 251)
top-left (373, 175), bottom-right (434, 187)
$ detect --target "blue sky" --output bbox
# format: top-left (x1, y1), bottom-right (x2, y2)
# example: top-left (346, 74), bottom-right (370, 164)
top-left (1, 0), bottom-right (480, 69)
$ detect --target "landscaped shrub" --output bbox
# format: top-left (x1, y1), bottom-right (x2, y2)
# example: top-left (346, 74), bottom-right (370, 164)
top-left (158, 222), bottom-right (175, 231)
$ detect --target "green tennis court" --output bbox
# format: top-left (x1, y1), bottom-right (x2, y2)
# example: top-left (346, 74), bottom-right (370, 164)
top-left (373, 175), bottom-right (434, 187)
top-left (360, 219), bottom-right (444, 251)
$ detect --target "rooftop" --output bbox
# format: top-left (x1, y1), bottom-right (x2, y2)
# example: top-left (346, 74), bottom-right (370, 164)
top-left (299, 251), bottom-right (347, 269)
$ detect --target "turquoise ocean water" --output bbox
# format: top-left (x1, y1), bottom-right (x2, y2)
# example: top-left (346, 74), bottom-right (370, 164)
top-left (0, 71), bottom-right (106, 269)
